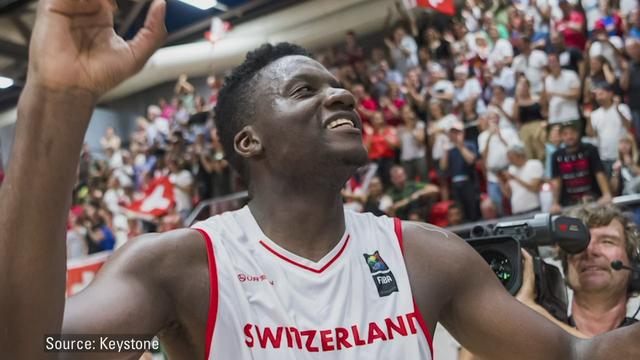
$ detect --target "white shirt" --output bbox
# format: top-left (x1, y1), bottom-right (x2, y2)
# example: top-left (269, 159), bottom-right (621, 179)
top-left (545, 70), bottom-right (580, 124)
top-left (590, 103), bottom-right (632, 160)
top-left (192, 207), bottom-right (433, 360)
top-left (454, 78), bottom-right (486, 115)
top-left (431, 114), bottom-right (459, 161)
top-left (512, 50), bottom-right (548, 94)
top-left (391, 35), bottom-right (418, 75)
top-left (399, 121), bottom-right (426, 161)
top-left (509, 160), bottom-right (544, 214)
top-left (488, 97), bottom-right (516, 130)
top-left (169, 170), bottom-right (194, 212)
top-left (478, 128), bottom-right (521, 182)
top-left (489, 38), bottom-right (514, 66)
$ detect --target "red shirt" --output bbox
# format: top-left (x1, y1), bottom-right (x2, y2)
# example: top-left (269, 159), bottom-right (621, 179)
top-left (364, 127), bottom-right (397, 160)
top-left (383, 98), bottom-right (407, 127)
top-left (357, 97), bottom-right (378, 124)
top-left (556, 11), bottom-right (586, 51)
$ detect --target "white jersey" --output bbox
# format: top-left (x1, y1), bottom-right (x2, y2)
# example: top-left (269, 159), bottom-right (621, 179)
top-left (191, 206), bottom-right (433, 359)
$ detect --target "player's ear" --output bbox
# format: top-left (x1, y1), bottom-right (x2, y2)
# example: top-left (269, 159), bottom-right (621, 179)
top-left (234, 125), bottom-right (263, 159)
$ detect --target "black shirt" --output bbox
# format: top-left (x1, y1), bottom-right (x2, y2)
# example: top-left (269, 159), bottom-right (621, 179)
top-left (628, 61), bottom-right (640, 111)
top-left (551, 143), bottom-right (605, 206)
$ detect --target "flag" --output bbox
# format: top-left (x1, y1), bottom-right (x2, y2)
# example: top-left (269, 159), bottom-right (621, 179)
top-left (66, 251), bottom-right (112, 296)
top-left (416, 0), bottom-right (455, 16)
top-left (122, 176), bottom-right (175, 220)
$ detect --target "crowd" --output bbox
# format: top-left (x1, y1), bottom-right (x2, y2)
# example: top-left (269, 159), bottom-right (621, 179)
top-left (11, 0), bottom-right (638, 259)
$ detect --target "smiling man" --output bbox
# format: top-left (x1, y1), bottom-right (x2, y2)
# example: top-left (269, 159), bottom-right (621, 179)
top-left (3, 1), bottom-right (640, 359)
top-left (563, 204), bottom-right (640, 336)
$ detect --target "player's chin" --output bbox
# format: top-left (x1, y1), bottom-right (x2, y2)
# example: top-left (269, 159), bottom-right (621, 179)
top-left (338, 146), bottom-right (369, 168)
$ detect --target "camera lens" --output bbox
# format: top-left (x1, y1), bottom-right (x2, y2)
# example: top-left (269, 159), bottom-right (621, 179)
top-left (480, 250), bottom-right (513, 287)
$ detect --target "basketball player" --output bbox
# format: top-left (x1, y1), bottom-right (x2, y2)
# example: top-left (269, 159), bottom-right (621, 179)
top-left (1, 0), bottom-right (640, 359)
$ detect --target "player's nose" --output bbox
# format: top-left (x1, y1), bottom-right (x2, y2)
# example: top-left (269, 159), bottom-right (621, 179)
top-left (324, 87), bottom-right (355, 110)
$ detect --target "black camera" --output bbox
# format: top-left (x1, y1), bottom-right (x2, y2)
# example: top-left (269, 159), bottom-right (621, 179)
top-left (465, 214), bottom-right (590, 322)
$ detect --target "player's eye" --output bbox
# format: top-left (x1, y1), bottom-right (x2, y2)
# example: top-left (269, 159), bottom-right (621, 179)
top-left (293, 85), bottom-right (314, 96)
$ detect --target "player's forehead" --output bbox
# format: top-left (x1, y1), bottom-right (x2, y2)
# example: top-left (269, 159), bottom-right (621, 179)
top-left (261, 55), bottom-right (339, 90)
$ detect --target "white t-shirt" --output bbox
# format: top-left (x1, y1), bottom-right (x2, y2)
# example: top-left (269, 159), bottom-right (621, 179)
top-left (391, 35), bottom-right (418, 75)
top-left (455, 78), bottom-right (486, 115)
top-left (590, 103), bottom-right (632, 160)
top-left (170, 170), bottom-right (194, 212)
top-left (478, 128), bottom-right (521, 182)
top-left (509, 159), bottom-right (544, 214)
top-left (512, 50), bottom-right (548, 94)
top-left (399, 121), bottom-right (426, 161)
top-left (431, 114), bottom-right (459, 161)
top-left (489, 38), bottom-right (514, 66)
top-left (432, 79), bottom-right (454, 98)
top-left (488, 97), bottom-right (516, 130)
top-left (545, 70), bottom-right (580, 124)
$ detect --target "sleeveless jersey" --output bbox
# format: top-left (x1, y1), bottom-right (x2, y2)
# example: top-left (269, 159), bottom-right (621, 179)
top-left (191, 206), bottom-right (433, 359)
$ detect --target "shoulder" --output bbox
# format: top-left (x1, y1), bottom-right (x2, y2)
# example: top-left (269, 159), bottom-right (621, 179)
top-left (104, 229), bottom-right (207, 287)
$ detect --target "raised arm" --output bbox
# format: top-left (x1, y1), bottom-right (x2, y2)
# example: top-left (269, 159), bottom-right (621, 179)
top-left (0, 0), bottom-right (166, 357)
top-left (402, 222), bottom-right (640, 360)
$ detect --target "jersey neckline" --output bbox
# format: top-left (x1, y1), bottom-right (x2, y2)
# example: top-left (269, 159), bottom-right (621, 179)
top-left (239, 205), bottom-right (351, 274)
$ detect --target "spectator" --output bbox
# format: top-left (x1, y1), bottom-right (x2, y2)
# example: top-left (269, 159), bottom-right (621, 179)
top-left (363, 111), bottom-right (399, 188)
top-left (589, 27), bottom-right (624, 77)
top-left (453, 65), bottom-right (485, 115)
top-left (478, 111), bottom-right (521, 216)
top-left (352, 83), bottom-right (377, 124)
top-left (512, 36), bottom-right (548, 94)
top-left (361, 176), bottom-right (393, 216)
top-left (174, 73), bottom-right (196, 113)
top-left (586, 83), bottom-right (632, 176)
top-left (386, 165), bottom-right (438, 220)
top-left (385, 25), bottom-right (418, 76)
top-left (379, 83), bottom-right (405, 126)
top-left (488, 84), bottom-right (515, 129)
top-left (621, 38), bottom-right (640, 141)
top-left (397, 105), bottom-right (428, 182)
top-left (427, 63), bottom-right (454, 103)
top-left (549, 31), bottom-right (584, 76)
top-left (555, 0), bottom-right (587, 51)
top-left (168, 157), bottom-right (194, 221)
top-left (447, 203), bottom-right (465, 226)
top-left (544, 52), bottom-right (581, 125)
top-left (480, 196), bottom-right (499, 220)
top-left (550, 122), bottom-right (612, 213)
top-left (513, 76), bottom-right (547, 161)
top-left (545, 124), bottom-right (563, 179)
top-left (440, 121), bottom-right (481, 221)
top-left (147, 104), bottom-right (170, 142)
top-left (488, 23), bottom-right (514, 67)
top-left (583, 55), bottom-right (618, 108)
top-left (500, 144), bottom-right (544, 214)
top-left (611, 133), bottom-right (640, 196)
top-left (428, 99), bottom-right (459, 201)
top-left (492, 59), bottom-right (516, 95)
top-left (100, 127), bottom-right (121, 152)
top-left (594, 0), bottom-right (624, 38)
top-left (422, 26), bottom-right (452, 63)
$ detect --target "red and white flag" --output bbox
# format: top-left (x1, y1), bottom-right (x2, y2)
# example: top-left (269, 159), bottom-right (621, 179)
top-left (405, 0), bottom-right (456, 16)
top-left (205, 17), bottom-right (232, 45)
top-left (122, 176), bottom-right (175, 220)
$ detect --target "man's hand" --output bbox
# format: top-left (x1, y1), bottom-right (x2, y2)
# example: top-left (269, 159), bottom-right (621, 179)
top-left (29, 0), bottom-right (167, 99)
top-left (515, 250), bottom-right (536, 305)
top-left (550, 203), bottom-right (562, 214)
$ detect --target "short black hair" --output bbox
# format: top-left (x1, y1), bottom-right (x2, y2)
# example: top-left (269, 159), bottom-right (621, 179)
top-left (214, 42), bottom-right (313, 182)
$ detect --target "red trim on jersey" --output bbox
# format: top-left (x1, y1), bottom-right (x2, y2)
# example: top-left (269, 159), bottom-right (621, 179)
top-left (258, 235), bottom-right (350, 274)
top-left (393, 217), bottom-right (404, 253)
top-left (194, 228), bottom-right (219, 360)
top-left (393, 219), bottom-right (434, 357)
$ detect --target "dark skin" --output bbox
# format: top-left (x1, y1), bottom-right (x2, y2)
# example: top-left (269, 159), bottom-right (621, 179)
top-left (2, 1), bottom-right (640, 359)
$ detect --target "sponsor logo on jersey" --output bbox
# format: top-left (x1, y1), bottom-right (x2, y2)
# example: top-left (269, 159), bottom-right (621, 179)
top-left (237, 273), bottom-right (275, 285)
top-left (363, 251), bottom-right (398, 297)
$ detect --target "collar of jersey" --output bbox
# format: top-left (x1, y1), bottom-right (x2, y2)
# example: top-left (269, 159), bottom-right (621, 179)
top-left (241, 206), bottom-right (351, 274)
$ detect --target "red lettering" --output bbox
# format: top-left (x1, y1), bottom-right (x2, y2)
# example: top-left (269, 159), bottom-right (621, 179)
top-left (244, 324), bottom-right (254, 347)
top-left (288, 327), bottom-right (302, 349)
top-left (335, 327), bottom-right (352, 350)
top-left (385, 315), bottom-right (408, 339)
top-left (351, 325), bottom-right (366, 346)
top-left (406, 313), bottom-right (419, 334)
top-left (256, 326), bottom-right (283, 349)
top-left (319, 329), bottom-right (335, 351)
top-left (367, 321), bottom-right (388, 344)
top-left (285, 326), bottom-right (293, 348)
top-left (301, 330), bottom-right (319, 352)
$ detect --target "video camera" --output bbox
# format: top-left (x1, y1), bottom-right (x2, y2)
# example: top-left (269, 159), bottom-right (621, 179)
top-left (466, 214), bottom-right (590, 322)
